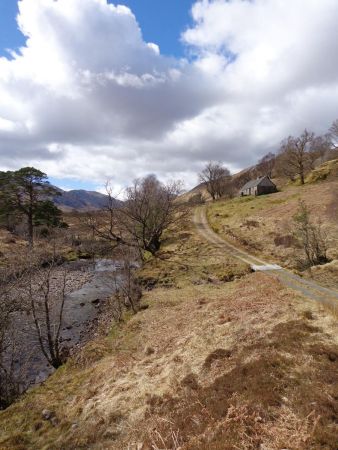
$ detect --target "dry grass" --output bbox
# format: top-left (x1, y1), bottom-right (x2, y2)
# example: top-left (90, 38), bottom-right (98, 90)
top-left (306, 159), bottom-right (338, 183)
top-left (207, 179), bottom-right (338, 286)
top-left (0, 211), bottom-right (94, 267)
top-left (0, 210), bottom-right (337, 449)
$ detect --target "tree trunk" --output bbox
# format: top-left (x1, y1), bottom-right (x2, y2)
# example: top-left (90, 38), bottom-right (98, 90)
top-left (147, 235), bottom-right (161, 255)
top-left (28, 208), bottom-right (34, 247)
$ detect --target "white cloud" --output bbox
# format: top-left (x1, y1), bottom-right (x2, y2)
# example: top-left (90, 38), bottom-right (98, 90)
top-left (0, 0), bottom-right (338, 190)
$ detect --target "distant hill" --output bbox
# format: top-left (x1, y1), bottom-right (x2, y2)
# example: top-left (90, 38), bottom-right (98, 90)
top-left (53, 188), bottom-right (121, 212)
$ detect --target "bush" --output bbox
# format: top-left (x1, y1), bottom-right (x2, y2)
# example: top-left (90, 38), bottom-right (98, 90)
top-left (293, 201), bottom-right (330, 268)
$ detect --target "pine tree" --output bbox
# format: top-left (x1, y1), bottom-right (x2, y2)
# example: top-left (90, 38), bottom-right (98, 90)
top-left (0, 167), bottom-right (63, 246)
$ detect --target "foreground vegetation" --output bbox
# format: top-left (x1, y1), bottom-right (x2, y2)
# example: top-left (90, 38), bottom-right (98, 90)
top-left (1, 208), bottom-right (337, 449)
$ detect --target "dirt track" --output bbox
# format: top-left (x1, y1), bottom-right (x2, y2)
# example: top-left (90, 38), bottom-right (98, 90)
top-left (194, 207), bottom-right (338, 311)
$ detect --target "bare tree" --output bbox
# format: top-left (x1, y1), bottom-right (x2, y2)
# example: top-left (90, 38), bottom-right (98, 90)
top-left (90, 176), bottom-right (186, 255)
top-left (308, 134), bottom-right (332, 168)
top-left (0, 266), bottom-right (27, 408)
top-left (108, 247), bottom-right (142, 321)
top-left (119, 254), bottom-right (142, 314)
top-left (199, 162), bottom-right (231, 200)
top-left (329, 119), bottom-right (338, 149)
top-left (255, 152), bottom-right (276, 177)
top-left (293, 201), bottom-right (329, 268)
top-left (279, 130), bottom-right (314, 184)
top-left (28, 263), bottom-right (68, 369)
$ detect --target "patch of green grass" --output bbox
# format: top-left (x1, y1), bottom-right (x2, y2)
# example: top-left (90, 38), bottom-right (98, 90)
top-left (63, 250), bottom-right (78, 262)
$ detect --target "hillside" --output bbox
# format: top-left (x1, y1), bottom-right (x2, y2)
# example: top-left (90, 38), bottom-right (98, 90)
top-left (1, 202), bottom-right (338, 449)
top-left (207, 177), bottom-right (338, 287)
top-left (53, 189), bottom-right (120, 212)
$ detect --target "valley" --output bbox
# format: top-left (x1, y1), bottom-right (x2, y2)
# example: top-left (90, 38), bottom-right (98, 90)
top-left (1, 174), bottom-right (338, 449)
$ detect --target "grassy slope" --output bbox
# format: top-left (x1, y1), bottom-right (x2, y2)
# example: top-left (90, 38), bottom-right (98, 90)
top-left (0, 213), bottom-right (338, 449)
top-left (207, 178), bottom-right (338, 287)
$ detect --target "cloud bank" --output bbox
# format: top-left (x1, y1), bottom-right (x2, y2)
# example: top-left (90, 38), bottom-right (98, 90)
top-left (0, 0), bottom-right (338, 189)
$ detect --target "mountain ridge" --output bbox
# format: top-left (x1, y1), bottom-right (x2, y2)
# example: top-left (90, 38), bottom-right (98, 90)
top-left (52, 187), bottom-right (120, 212)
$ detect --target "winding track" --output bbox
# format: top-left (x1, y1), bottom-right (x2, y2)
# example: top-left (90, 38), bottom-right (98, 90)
top-left (194, 207), bottom-right (338, 311)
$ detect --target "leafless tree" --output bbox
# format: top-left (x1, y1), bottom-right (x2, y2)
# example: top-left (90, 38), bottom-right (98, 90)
top-left (0, 327), bottom-right (25, 409)
top-left (187, 193), bottom-right (205, 206)
top-left (329, 119), bottom-right (338, 149)
top-left (90, 175), bottom-right (186, 256)
top-left (0, 266), bottom-right (27, 408)
top-left (278, 129), bottom-right (314, 184)
top-left (106, 247), bottom-right (142, 322)
top-left (119, 255), bottom-right (142, 314)
top-left (293, 201), bottom-right (329, 268)
top-left (255, 152), bottom-right (276, 177)
top-left (28, 263), bottom-right (68, 369)
top-left (199, 162), bottom-right (231, 200)
top-left (308, 134), bottom-right (332, 168)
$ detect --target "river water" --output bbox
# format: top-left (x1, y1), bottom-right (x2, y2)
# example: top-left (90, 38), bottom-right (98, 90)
top-left (9, 259), bottom-right (122, 390)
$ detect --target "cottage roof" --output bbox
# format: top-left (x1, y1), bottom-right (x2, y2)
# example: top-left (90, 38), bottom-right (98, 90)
top-left (240, 177), bottom-right (266, 192)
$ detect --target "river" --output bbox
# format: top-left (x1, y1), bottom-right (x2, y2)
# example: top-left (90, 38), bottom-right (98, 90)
top-left (6, 259), bottom-right (122, 392)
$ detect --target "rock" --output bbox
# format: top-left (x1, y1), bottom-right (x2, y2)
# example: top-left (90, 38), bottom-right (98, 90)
top-left (80, 302), bottom-right (85, 307)
top-left (145, 346), bottom-right (155, 356)
top-left (42, 409), bottom-right (54, 421)
top-left (91, 298), bottom-right (100, 306)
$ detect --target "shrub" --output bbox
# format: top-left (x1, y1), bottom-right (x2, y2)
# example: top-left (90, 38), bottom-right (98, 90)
top-left (293, 201), bottom-right (330, 268)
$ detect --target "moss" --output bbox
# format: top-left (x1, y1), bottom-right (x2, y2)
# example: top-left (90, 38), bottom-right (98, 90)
top-left (63, 250), bottom-right (78, 261)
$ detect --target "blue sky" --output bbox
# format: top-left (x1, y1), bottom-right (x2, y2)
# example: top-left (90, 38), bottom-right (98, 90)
top-left (0, 2), bottom-right (24, 56)
top-left (117, 0), bottom-right (195, 57)
top-left (0, 0), bottom-right (195, 58)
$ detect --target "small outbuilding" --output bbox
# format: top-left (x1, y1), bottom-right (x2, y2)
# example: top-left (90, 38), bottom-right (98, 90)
top-left (239, 176), bottom-right (277, 196)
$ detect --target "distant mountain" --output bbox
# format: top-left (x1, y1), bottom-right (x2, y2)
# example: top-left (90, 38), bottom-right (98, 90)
top-left (53, 188), bottom-right (121, 212)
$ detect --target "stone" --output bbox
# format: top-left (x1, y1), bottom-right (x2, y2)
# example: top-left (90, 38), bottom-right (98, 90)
top-left (42, 409), bottom-right (54, 421)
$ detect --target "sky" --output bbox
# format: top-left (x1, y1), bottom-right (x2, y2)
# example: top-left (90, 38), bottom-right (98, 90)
top-left (0, 1), bottom-right (194, 58)
top-left (0, 0), bottom-right (338, 193)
